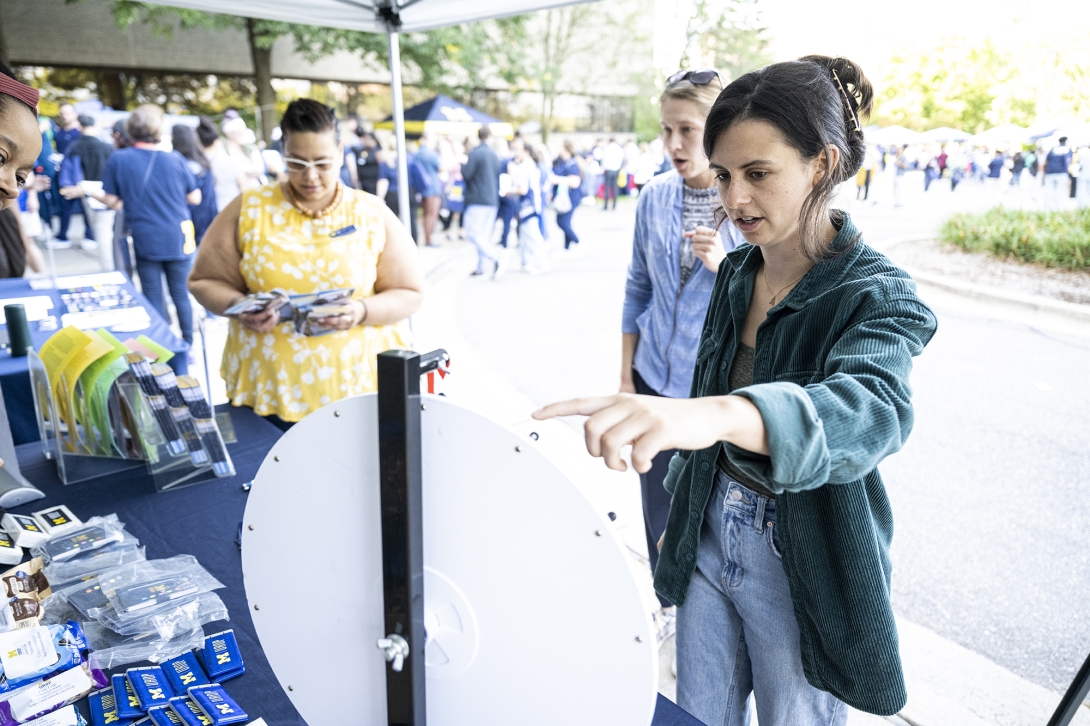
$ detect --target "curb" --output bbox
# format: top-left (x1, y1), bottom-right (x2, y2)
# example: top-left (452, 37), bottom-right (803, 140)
top-left (906, 267), bottom-right (1090, 324)
top-left (874, 236), bottom-right (1090, 324)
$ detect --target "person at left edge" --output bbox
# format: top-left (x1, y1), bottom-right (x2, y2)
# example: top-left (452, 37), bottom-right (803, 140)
top-left (188, 98), bottom-right (424, 432)
top-left (67, 105), bottom-right (201, 344)
top-left (0, 62), bottom-right (46, 469)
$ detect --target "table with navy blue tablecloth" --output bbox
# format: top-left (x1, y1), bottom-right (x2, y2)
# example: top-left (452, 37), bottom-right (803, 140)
top-left (11, 404), bottom-right (705, 726)
top-left (0, 275), bottom-right (189, 446)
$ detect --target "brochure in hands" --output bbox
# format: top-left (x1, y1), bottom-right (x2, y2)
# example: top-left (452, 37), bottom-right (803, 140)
top-left (223, 288), bottom-right (355, 337)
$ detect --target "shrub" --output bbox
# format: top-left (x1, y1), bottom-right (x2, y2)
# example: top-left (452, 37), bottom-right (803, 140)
top-left (940, 207), bottom-right (1090, 270)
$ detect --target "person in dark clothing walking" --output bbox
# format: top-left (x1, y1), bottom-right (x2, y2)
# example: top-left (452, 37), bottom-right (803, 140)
top-left (552, 140), bottom-right (584, 250)
top-left (54, 107), bottom-right (97, 248)
top-left (461, 126), bottom-right (504, 277)
top-left (171, 125), bottom-right (217, 244)
top-left (77, 105), bottom-right (202, 343)
top-left (356, 131), bottom-right (381, 196)
top-left (57, 114), bottom-right (116, 268)
top-left (65, 115), bottom-right (113, 181)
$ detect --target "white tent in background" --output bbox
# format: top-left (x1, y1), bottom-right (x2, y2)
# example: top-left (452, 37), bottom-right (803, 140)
top-left (1056, 121), bottom-right (1090, 147)
top-left (922, 126), bottom-right (970, 143)
top-left (146, 0), bottom-right (603, 229)
top-left (867, 125), bottom-right (924, 146)
top-left (967, 123), bottom-right (1028, 147)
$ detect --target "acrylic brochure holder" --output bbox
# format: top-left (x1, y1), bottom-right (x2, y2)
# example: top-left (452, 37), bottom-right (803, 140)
top-left (27, 349), bottom-right (233, 491)
top-left (116, 380), bottom-right (221, 492)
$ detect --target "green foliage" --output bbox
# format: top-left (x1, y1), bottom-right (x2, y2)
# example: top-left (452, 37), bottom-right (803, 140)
top-left (682, 0), bottom-right (771, 83)
top-left (941, 207), bottom-right (1090, 270)
top-left (292, 17), bottom-right (528, 95)
top-left (873, 39), bottom-right (1036, 133)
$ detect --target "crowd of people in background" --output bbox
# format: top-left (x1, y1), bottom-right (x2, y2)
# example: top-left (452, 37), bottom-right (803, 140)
top-left (875, 136), bottom-right (1090, 209)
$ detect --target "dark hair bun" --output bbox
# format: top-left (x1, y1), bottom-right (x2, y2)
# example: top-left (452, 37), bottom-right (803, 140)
top-left (798, 55), bottom-right (873, 177)
top-left (280, 98), bottom-right (340, 139)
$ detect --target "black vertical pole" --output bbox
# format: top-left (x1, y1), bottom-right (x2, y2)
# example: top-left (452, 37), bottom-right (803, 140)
top-left (377, 350), bottom-right (427, 726)
top-left (1047, 650), bottom-right (1090, 726)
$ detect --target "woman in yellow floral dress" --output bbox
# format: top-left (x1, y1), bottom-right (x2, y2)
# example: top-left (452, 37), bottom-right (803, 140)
top-left (189, 99), bottom-right (424, 429)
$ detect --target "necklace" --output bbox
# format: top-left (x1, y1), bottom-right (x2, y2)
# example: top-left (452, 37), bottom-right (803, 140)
top-left (284, 182), bottom-right (343, 218)
top-left (762, 266), bottom-right (806, 306)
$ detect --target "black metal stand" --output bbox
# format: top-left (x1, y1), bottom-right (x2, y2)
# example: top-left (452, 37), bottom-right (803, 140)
top-left (1048, 650), bottom-right (1090, 726)
top-left (376, 349), bottom-right (448, 726)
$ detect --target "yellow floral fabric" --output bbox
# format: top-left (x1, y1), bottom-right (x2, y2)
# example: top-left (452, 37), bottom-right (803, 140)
top-left (222, 183), bottom-right (411, 421)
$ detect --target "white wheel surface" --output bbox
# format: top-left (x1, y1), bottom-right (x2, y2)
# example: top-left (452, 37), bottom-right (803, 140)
top-left (242, 393), bottom-right (657, 725)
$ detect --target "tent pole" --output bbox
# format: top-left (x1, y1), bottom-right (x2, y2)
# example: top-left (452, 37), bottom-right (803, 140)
top-left (388, 31), bottom-right (412, 236)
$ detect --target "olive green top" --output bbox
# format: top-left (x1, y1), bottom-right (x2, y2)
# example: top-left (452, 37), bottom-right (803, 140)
top-left (717, 343), bottom-right (777, 499)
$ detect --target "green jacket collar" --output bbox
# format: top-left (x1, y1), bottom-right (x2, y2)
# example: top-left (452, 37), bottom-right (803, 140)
top-left (724, 212), bottom-right (862, 312)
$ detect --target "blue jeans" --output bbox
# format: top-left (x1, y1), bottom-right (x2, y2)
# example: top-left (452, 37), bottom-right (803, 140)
top-left (517, 213), bottom-right (549, 272)
top-left (676, 472), bottom-right (846, 726)
top-left (136, 256), bottom-right (194, 344)
top-left (556, 208), bottom-right (579, 248)
top-left (57, 197), bottom-right (93, 242)
top-left (463, 204), bottom-right (498, 272)
top-left (498, 196), bottom-right (517, 248)
top-left (603, 170), bottom-right (619, 208)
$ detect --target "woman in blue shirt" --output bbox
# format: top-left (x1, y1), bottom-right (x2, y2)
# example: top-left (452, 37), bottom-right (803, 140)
top-left (171, 124), bottom-right (217, 245)
top-left (81, 105), bottom-right (201, 343)
top-left (537, 56), bottom-right (937, 724)
top-left (551, 140), bottom-right (584, 250)
top-left (618, 70), bottom-right (743, 629)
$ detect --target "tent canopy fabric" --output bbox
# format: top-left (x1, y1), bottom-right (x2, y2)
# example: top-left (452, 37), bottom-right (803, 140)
top-left (147, 0), bottom-right (594, 32)
top-left (374, 94), bottom-right (514, 138)
top-left (922, 126), bottom-right (970, 142)
top-left (867, 125), bottom-right (924, 146)
top-left (967, 123), bottom-right (1028, 147)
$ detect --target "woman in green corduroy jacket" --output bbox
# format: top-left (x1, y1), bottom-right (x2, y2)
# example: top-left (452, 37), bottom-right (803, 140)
top-left (535, 55), bottom-right (938, 725)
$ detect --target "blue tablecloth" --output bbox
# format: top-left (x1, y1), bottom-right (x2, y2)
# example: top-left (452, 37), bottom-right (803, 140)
top-left (11, 404), bottom-right (705, 726)
top-left (0, 275), bottom-right (189, 445)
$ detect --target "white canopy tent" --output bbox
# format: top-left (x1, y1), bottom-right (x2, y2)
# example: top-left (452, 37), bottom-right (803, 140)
top-left (149, 0), bottom-right (601, 229)
top-left (867, 125), bottom-right (924, 146)
top-left (922, 126), bottom-right (970, 143)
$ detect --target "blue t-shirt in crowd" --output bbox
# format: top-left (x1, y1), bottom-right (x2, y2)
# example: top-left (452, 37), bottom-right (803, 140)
top-left (103, 148), bottom-right (197, 261)
top-left (53, 126), bottom-right (82, 156)
top-left (1045, 146), bottom-right (1072, 175)
top-left (379, 153), bottom-right (428, 197)
top-left (414, 146), bottom-right (442, 198)
top-left (174, 153), bottom-right (218, 244)
top-left (987, 157), bottom-right (1004, 178)
top-left (552, 157), bottom-right (584, 209)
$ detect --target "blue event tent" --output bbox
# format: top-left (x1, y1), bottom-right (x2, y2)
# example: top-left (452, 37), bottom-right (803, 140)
top-left (374, 94), bottom-right (513, 139)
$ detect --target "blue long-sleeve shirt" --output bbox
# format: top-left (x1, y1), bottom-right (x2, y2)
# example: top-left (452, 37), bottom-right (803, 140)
top-left (622, 170), bottom-right (743, 398)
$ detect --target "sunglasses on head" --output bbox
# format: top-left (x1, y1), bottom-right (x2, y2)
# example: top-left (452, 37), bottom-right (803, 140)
top-left (666, 69), bottom-right (722, 88)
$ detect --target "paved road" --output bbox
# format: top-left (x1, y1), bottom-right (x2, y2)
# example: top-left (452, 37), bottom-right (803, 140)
top-left (453, 181), bottom-right (1090, 698)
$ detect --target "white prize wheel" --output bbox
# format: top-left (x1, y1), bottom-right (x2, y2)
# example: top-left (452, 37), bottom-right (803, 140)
top-left (242, 383), bottom-right (657, 724)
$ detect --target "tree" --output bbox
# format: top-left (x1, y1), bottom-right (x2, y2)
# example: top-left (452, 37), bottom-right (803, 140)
top-left (515, 1), bottom-right (650, 142)
top-left (682, 0), bottom-right (772, 84)
top-left (74, 1), bottom-right (528, 140)
top-left (79, 1), bottom-right (294, 140)
top-left (871, 39), bottom-right (1047, 133)
top-left (290, 17), bottom-right (527, 100)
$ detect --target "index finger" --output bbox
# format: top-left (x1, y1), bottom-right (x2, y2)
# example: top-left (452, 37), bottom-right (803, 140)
top-left (532, 396), bottom-right (621, 420)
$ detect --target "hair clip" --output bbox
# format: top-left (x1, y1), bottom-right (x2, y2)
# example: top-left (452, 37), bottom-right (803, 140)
top-left (830, 69), bottom-right (862, 135)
